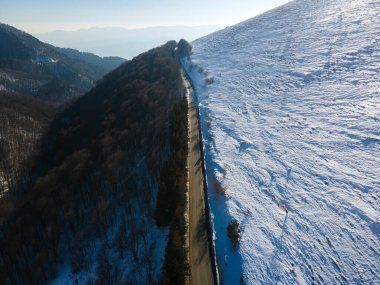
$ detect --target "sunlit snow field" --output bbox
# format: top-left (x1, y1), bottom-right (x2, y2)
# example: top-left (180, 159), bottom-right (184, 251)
top-left (184, 0), bottom-right (380, 284)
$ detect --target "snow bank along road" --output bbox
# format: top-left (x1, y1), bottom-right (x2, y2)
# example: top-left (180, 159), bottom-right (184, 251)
top-left (183, 0), bottom-right (380, 284)
top-left (183, 70), bottom-right (216, 285)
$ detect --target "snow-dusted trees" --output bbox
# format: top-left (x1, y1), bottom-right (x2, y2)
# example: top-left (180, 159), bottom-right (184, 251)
top-left (0, 93), bottom-right (54, 196)
top-left (0, 41), bottom-right (185, 285)
top-left (227, 219), bottom-right (241, 246)
top-left (178, 39), bottom-right (192, 57)
top-left (155, 95), bottom-right (189, 284)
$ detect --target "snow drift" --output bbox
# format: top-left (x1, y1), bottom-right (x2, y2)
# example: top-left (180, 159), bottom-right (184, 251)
top-left (183, 0), bottom-right (380, 284)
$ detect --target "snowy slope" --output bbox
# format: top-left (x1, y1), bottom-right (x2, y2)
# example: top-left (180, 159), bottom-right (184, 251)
top-left (183, 0), bottom-right (380, 284)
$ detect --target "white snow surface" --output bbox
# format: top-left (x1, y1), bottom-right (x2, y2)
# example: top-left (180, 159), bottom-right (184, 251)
top-left (183, 0), bottom-right (380, 284)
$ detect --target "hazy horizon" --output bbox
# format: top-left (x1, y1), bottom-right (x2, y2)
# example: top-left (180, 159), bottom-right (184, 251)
top-left (34, 25), bottom-right (224, 59)
top-left (1, 0), bottom-right (292, 34)
top-left (34, 24), bottom-right (223, 35)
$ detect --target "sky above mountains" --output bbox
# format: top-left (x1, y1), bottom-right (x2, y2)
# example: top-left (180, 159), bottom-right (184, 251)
top-left (1, 0), bottom-right (291, 33)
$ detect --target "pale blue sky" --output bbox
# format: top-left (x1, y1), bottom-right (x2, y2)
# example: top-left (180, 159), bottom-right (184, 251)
top-left (0, 0), bottom-right (292, 33)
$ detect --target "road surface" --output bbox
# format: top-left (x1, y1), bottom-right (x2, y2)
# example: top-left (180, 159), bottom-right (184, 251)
top-left (183, 71), bottom-right (215, 285)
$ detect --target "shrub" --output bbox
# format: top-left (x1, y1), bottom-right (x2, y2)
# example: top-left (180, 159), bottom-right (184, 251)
top-left (205, 76), bottom-right (214, 85)
top-left (212, 178), bottom-right (226, 197)
top-left (227, 219), bottom-right (241, 244)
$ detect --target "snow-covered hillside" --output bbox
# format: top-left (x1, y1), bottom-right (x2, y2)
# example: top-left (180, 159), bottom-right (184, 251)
top-left (183, 0), bottom-right (380, 284)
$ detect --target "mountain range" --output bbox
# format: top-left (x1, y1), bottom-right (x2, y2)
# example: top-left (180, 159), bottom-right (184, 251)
top-left (35, 25), bottom-right (222, 59)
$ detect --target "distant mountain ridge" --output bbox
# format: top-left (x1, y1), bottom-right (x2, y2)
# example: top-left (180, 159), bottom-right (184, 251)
top-left (56, 47), bottom-right (125, 71)
top-left (35, 25), bottom-right (222, 59)
top-left (0, 23), bottom-right (125, 102)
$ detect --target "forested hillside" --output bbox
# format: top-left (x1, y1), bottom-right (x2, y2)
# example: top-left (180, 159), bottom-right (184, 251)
top-left (0, 92), bottom-right (55, 195)
top-left (56, 47), bottom-right (125, 72)
top-left (0, 23), bottom-right (124, 103)
top-left (0, 40), bottom-right (188, 285)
